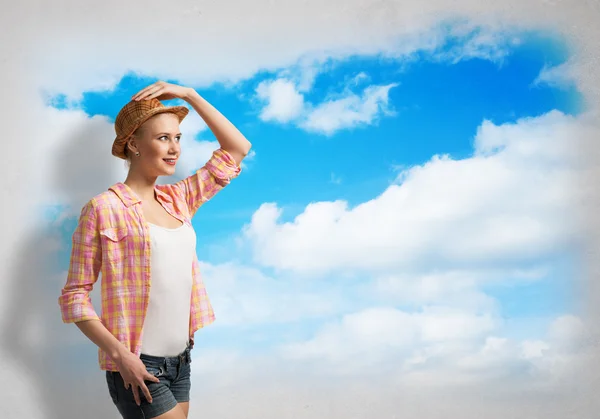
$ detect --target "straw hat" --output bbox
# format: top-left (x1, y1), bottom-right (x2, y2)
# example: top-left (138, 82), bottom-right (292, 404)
top-left (112, 98), bottom-right (189, 159)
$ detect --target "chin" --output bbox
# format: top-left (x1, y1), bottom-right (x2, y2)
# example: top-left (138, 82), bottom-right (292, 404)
top-left (155, 162), bottom-right (177, 176)
top-left (161, 168), bottom-right (177, 176)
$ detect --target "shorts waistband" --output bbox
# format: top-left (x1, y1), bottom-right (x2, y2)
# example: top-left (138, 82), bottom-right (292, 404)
top-left (139, 340), bottom-right (192, 363)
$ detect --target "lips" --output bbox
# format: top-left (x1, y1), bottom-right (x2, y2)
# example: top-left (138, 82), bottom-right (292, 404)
top-left (163, 158), bottom-right (177, 166)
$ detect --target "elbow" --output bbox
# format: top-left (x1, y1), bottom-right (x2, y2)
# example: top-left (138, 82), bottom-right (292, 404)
top-left (225, 139), bottom-right (252, 166)
top-left (240, 138), bottom-right (252, 156)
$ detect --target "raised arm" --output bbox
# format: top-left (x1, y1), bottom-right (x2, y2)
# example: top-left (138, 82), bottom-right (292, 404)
top-left (134, 81), bottom-right (252, 217)
top-left (182, 88), bottom-right (252, 165)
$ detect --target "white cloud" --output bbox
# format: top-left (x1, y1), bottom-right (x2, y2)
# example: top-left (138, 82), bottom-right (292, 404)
top-left (435, 19), bottom-right (522, 64)
top-left (532, 61), bottom-right (577, 89)
top-left (350, 72), bottom-right (371, 86)
top-left (200, 262), bottom-right (346, 326)
top-left (255, 76), bottom-right (398, 135)
top-left (176, 138), bottom-right (218, 176)
top-left (279, 305), bottom-right (498, 372)
top-left (243, 110), bottom-right (585, 275)
top-left (521, 339), bottom-right (550, 359)
top-left (256, 78), bottom-right (305, 123)
top-left (547, 314), bottom-right (589, 350)
top-left (369, 268), bottom-right (539, 312)
top-left (273, 308), bottom-right (592, 393)
top-left (280, 307), bottom-right (419, 369)
top-left (300, 83), bottom-right (399, 135)
top-left (273, 54), bottom-right (331, 93)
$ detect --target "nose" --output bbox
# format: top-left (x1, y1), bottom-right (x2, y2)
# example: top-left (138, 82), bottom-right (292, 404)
top-left (168, 139), bottom-right (180, 154)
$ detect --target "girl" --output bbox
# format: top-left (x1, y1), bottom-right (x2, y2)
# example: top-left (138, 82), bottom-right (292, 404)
top-left (58, 81), bottom-right (251, 419)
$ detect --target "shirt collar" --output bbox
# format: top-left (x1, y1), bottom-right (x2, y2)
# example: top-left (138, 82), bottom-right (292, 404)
top-left (109, 182), bottom-right (173, 207)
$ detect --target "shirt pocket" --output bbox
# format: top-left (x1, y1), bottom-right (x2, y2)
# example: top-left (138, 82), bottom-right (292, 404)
top-left (99, 227), bottom-right (129, 263)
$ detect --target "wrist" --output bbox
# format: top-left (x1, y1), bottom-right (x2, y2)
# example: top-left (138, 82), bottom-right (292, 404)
top-left (109, 344), bottom-right (129, 363)
top-left (183, 87), bottom-right (199, 101)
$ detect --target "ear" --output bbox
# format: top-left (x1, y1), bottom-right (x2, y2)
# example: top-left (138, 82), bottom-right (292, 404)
top-left (126, 136), bottom-right (139, 154)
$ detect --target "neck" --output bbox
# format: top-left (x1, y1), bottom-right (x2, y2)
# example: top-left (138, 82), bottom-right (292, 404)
top-left (123, 168), bottom-right (158, 202)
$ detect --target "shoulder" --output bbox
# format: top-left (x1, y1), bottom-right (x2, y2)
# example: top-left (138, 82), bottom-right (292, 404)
top-left (88, 190), bottom-right (122, 208)
top-left (92, 189), bottom-right (122, 206)
top-left (79, 189), bottom-right (124, 218)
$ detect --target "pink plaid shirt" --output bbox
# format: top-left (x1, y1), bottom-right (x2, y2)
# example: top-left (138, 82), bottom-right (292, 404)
top-left (58, 148), bottom-right (241, 371)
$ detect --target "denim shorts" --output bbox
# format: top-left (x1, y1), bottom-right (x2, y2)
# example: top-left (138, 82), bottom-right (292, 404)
top-left (106, 344), bottom-right (192, 419)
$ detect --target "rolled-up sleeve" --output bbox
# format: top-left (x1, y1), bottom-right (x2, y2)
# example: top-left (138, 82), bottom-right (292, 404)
top-left (173, 148), bottom-right (242, 217)
top-left (58, 200), bottom-right (102, 323)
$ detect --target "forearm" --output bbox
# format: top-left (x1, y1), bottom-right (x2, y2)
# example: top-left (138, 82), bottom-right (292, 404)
top-left (75, 319), bottom-right (129, 363)
top-left (183, 88), bottom-right (252, 164)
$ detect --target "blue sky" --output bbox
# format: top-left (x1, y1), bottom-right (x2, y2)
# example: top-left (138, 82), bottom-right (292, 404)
top-left (48, 30), bottom-right (582, 353)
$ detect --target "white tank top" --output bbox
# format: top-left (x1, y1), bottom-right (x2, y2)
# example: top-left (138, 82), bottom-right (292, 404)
top-left (140, 221), bottom-right (196, 356)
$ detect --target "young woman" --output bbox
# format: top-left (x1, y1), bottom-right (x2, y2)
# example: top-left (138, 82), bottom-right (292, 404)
top-left (58, 81), bottom-right (252, 419)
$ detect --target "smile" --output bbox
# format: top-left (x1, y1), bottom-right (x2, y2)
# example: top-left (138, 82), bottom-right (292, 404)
top-left (163, 159), bottom-right (177, 165)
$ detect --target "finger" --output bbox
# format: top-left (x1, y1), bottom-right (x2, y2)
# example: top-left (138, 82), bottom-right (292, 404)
top-left (140, 382), bottom-right (153, 404)
top-left (132, 85), bottom-right (154, 101)
top-left (133, 88), bottom-right (156, 101)
top-left (147, 372), bottom-right (160, 383)
top-left (137, 86), bottom-right (163, 101)
top-left (132, 385), bottom-right (141, 406)
top-left (145, 86), bottom-right (166, 100)
top-left (132, 83), bottom-right (161, 101)
top-left (137, 81), bottom-right (164, 96)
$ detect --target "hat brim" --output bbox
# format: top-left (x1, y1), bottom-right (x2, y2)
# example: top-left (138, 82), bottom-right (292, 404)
top-left (112, 105), bottom-right (190, 160)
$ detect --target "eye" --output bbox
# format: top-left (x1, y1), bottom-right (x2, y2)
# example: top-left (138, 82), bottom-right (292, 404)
top-left (159, 135), bottom-right (169, 141)
top-left (175, 136), bottom-right (182, 142)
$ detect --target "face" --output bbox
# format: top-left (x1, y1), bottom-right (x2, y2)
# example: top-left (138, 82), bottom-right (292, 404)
top-left (127, 113), bottom-right (182, 177)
